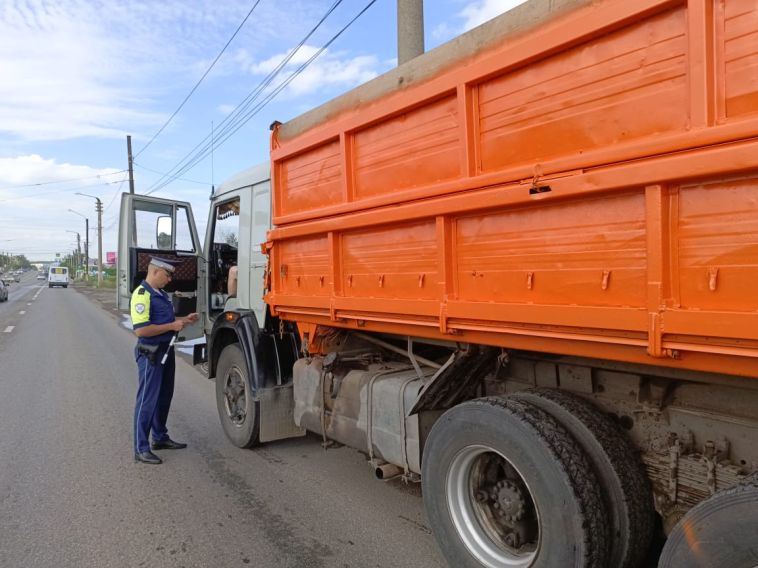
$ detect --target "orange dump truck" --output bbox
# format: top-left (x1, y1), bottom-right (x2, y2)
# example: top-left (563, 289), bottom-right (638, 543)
top-left (264, 0), bottom-right (758, 566)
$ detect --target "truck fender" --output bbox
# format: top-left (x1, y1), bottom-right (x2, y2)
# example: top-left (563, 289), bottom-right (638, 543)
top-left (208, 308), bottom-right (300, 395)
top-left (207, 309), bottom-right (260, 390)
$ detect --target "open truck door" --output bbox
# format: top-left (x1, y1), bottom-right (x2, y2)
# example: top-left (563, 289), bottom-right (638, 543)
top-left (118, 193), bottom-right (204, 341)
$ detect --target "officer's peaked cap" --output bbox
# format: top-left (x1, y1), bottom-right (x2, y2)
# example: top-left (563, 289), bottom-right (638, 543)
top-left (149, 256), bottom-right (180, 273)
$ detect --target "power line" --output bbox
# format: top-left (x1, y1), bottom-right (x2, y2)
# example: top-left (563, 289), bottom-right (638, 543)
top-left (143, 0), bottom-right (345, 195)
top-left (133, 162), bottom-right (208, 185)
top-left (103, 179), bottom-right (127, 214)
top-left (0, 179), bottom-right (127, 204)
top-left (134, 0), bottom-right (263, 159)
top-left (146, 0), bottom-right (377, 196)
top-left (0, 170), bottom-right (127, 191)
top-left (207, 3), bottom-right (378, 158)
top-left (194, 1), bottom-right (347, 165)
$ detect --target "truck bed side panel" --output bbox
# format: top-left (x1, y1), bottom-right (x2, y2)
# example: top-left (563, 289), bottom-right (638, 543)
top-left (267, 0), bottom-right (758, 377)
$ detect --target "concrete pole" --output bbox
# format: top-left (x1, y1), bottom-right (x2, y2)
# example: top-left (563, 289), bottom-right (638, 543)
top-left (398, 0), bottom-right (425, 65)
top-left (77, 232), bottom-right (81, 276)
top-left (127, 135), bottom-right (135, 194)
top-left (75, 193), bottom-right (102, 285)
top-left (96, 198), bottom-right (103, 287)
top-left (66, 230), bottom-right (81, 276)
top-left (84, 218), bottom-right (89, 283)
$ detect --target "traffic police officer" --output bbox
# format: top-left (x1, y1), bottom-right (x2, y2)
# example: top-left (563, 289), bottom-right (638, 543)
top-left (130, 256), bottom-right (199, 464)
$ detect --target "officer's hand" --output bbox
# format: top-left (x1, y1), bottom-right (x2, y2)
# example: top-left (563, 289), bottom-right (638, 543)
top-left (185, 312), bottom-right (199, 323)
top-left (171, 320), bottom-right (185, 332)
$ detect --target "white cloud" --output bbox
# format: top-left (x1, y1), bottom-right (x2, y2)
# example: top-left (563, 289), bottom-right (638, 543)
top-left (0, 0), bottom-right (283, 143)
top-left (0, 1), bottom-right (390, 260)
top-left (1, 3), bottom-right (152, 141)
top-left (217, 104), bottom-right (237, 115)
top-left (0, 155), bottom-right (124, 216)
top-left (460, 0), bottom-right (528, 31)
top-left (0, 155), bottom-right (127, 257)
top-left (238, 44), bottom-right (384, 99)
top-left (433, 0), bottom-right (529, 41)
top-left (0, 155), bottom-right (120, 186)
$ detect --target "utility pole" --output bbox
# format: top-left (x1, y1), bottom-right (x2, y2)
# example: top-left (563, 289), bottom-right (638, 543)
top-left (96, 199), bottom-right (103, 286)
top-left (127, 135), bottom-right (135, 194)
top-left (75, 193), bottom-right (103, 286)
top-left (398, 0), bottom-right (425, 65)
top-left (66, 230), bottom-right (81, 276)
top-left (69, 209), bottom-right (90, 282)
top-left (84, 218), bottom-right (89, 282)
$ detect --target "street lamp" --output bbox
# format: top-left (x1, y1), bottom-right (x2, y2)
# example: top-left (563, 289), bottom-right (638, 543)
top-left (68, 209), bottom-right (89, 282)
top-left (74, 192), bottom-right (103, 287)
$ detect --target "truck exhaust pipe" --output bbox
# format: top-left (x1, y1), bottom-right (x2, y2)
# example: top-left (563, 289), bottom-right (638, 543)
top-left (374, 462), bottom-right (403, 480)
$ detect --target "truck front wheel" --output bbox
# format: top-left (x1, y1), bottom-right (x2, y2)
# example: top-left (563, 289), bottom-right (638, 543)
top-left (422, 397), bottom-right (609, 568)
top-left (215, 343), bottom-right (260, 448)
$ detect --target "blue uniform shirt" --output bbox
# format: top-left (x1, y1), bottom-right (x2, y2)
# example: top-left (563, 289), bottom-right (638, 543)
top-left (130, 280), bottom-right (175, 344)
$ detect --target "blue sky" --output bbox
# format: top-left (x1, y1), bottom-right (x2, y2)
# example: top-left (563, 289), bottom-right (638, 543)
top-left (0, 0), bottom-right (525, 261)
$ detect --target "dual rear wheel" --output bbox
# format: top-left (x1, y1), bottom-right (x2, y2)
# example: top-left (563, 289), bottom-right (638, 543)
top-left (422, 391), bottom-right (654, 568)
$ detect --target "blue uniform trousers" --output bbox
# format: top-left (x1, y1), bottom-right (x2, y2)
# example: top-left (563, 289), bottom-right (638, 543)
top-left (134, 344), bottom-right (175, 454)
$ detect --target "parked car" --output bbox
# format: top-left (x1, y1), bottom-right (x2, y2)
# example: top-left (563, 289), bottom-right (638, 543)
top-left (0, 279), bottom-right (8, 302)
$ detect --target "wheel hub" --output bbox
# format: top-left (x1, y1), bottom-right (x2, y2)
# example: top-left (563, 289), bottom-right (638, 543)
top-left (447, 446), bottom-right (539, 568)
top-left (223, 368), bottom-right (247, 425)
top-left (492, 479), bottom-right (526, 523)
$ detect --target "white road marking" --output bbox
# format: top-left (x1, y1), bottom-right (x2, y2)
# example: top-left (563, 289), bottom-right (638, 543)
top-left (3, 326), bottom-right (14, 333)
top-left (27, 303), bottom-right (32, 306)
top-left (19, 311), bottom-right (26, 315)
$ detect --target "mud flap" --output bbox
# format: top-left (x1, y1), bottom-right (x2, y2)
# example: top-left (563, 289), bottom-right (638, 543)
top-left (258, 385), bottom-right (306, 443)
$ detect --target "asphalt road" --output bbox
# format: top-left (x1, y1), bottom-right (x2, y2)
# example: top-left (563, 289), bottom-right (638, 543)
top-left (0, 277), bottom-right (445, 568)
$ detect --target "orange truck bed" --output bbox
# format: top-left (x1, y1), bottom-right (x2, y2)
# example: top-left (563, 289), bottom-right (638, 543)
top-left (266, 0), bottom-right (758, 377)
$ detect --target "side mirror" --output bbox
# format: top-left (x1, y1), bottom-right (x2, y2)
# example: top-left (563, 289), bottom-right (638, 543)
top-left (156, 215), bottom-right (173, 250)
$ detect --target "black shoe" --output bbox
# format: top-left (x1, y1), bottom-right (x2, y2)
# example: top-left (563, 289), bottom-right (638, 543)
top-left (151, 438), bottom-right (187, 450)
top-left (134, 451), bottom-right (163, 464)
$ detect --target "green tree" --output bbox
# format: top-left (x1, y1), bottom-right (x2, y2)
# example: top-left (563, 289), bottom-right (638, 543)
top-left (220, 230), bottom-right (238, 248)
top-left (157, 232), bottom-right (172, 249)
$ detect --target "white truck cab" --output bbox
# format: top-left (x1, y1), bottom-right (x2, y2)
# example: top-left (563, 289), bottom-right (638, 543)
top-left (118, 163), bottom-right (303, 446)
top-left (117, 163), bottom-right (271, 338)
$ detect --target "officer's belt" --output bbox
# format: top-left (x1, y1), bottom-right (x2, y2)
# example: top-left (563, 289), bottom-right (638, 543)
top-left (136, 341), bottom-right (171, 363)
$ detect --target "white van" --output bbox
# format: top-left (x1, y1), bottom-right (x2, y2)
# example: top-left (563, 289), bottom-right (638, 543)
top-left (48, 266), bottom-right (69, 288)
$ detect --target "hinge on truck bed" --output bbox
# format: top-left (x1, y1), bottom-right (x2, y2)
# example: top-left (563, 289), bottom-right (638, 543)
top-left (648, 312), bottom-right (664, 358)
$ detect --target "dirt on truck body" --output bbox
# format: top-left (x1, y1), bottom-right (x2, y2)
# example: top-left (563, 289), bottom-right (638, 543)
top-left (264, 0), bottom-right (758, 566)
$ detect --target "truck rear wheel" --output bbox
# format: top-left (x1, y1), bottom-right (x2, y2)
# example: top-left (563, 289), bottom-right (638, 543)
top-left (512, 389), bottom-right (654, 568)
top-left (658, 474), bottom-right (758, 568)
top-left (215, 344), bottom-right (260, 448)
top-left (422, 396), bottom-right (609, 568)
